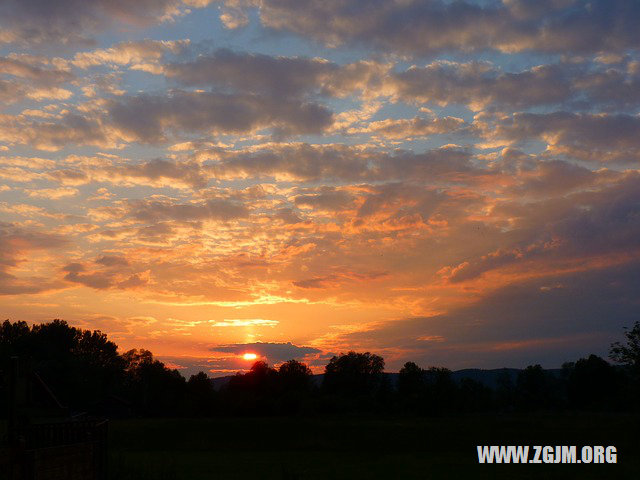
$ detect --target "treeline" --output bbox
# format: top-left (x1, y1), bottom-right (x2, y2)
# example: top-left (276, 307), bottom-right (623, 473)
top-left (1, 319), bottom-right (639, 417)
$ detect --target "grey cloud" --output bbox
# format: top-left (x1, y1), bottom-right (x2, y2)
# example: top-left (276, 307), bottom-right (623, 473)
top-left (230, 0), bottom-right (640, 56)
top-left (136, 223), bottom-right (176, 244)
top-left (62, 259), bottom-right (148, 290)
top-left (447, 173), bottom-right (640, 282)
top-left (109, 91), bottom-right (333, 143)
top-left (0, 0), bottom-right (192, 47)
top-left (273, 208), bottom-right (304, 225)
top-left (352, 116), bottom-right (465, 139)
top-left (0, 224), bottom-right (68, 295)
top-left (117, 273), bottom-right (148, 289)
top-left (389, 60), bottom-right (640, 112)
top-left (292, 275), bottom-right (340, 289)
top-left (208, 143), bottom-right (475, 183)
top-left (62, 262), bottom-right (114, 290)
top-left (0, 56), bottom-right (73, 106)
top-left (0, 112), bottom-right (111, 151)
top-left (210, 342), bottom-right (321, 364)
top-left (293, 187), bottom-right (354, 212)
top-left (292, 270), bottom-right (387, 289)
top-left (166, 48), bottom-right (386, 99)
top-left (125, 197), bottom-right (249, 223)
top-left (487, 112), bottom-right (640, 163)
top-left (0, 56), bottom-right (73, 84)
top-left (95, 255), bottom-right (129, 267)
top-left (390, 62), bottom-right (574, 110)
top-left (104, 159), bottom-right (211, 188)
top-left (167, 48), bottom-right (333, 97)
top-left (507, 159), bottom-right (598, 197)
top-left (0, 224), bottom-right (68, 268)
top-left (341, 260), bottom-right (640, 369)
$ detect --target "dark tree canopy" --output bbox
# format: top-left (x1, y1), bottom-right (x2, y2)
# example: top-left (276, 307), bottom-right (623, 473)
top-left (566, 354), bottom-right (621, 410)
top-left (278, 359), bottom-right (313, 392)
top-left (398, 361), bottom-right (426, 396)
top-left (323, 351), bottom-right (384, 395)
top-left (610, 320), bottom-right (640, 371)
top-left (1, 319), bottom-right (638, 417)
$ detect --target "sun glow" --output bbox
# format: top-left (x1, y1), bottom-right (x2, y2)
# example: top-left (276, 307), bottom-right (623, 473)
top-left (242, 353), bottom-right (258, 361)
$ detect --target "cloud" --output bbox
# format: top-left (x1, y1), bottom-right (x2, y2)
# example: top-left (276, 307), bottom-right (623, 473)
top-left (292, 270), bottom-right (387, 289)
top-left (101, 158), bottom-right (211, 188)
top-left (293, 187), bottom-right (355, 212)
top-left (0, 0), bottom-right (197, 47)
top-left (227, 0), bottom-right (640, 57)
top-left (27, 187), bottom-right (79, 199)
top-left (483, 112), bottom-right (640, 163)
top-left (123, 197), bottom-right (249, 223)
top-left (0, 54), bottom-right (74, 105)
top-left (349, 116), bottom-right (465, 139)
top-left (73, 39), bottom-right (189, 72)
top-left (0, 111), bottom-right (115, 151)
top-left (95, 255), bottom-right (129, 267)
top-left (442, 173), bottom-right (640, 282)
top-left (165, 48), bottom-right (386, 98)
top-left (62, 262), bottom-right (113, 289)
top-left (109, 91), bottom-right (334, 143)
top-left (209, 319), bottom-right (279, 327)
top-left (389, 61), bottom-right (574, 110)
top-left (203, 143), bottom-right (475, 183)
top-left (210, 342), bottom-right (321, 363)
top-left (0, 223), bottom-right (68, 295)
top-left (330, 260), bottom-right (640, 370)
top-left (0, 55), bottom-right (72, 84)
top-left (62, 259), bottom-right (149, 291)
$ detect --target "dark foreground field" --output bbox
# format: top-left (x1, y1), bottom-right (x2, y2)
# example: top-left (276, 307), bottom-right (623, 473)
top-left (109, 413), bottom-right (640, 480)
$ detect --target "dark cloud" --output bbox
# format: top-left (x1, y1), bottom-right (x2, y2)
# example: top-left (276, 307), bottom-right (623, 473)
top-left (0, 0), bottom-right (194, 47)
top-left (109, 91), bottom-right (333, 143)
top-left (103, 159), bottom-right (211, 188)
top-left (166, 48), bottom-right (377, 98)
top-left (390, 62), bottom-right (574, 110)
top-left (292, 270), bottom-right (387, 289)
top-left (230, 0), bottom-right (640, 56)
top-left (0, 111), bottom-right (110, 151)
top-left (293, 187), bottom-right (355, 212)
top-left (62, 263), bottom-right (113, 289)
top-left (353, 116), bottom-right (465, 139)
top-left (206, 143), bottom-right (475, 183)
top-left (124, 197), bottom-right (249, 223)
top-left (486, 112), bottom-right (640, 163)
top-left (62, 259), bottom-right (148, 290)
top-left (340, 260), bottom-right (640, 369)
top-left (0, 56), bottom-right (73, 84)
top-left (0, 224), bottom-right (68, 295)
top-left (446, 173), bottom-right (640, 282)
top-left (95, 255), bottom-right (129, 267)
top-left (210, 342), bottom-right (321, 364)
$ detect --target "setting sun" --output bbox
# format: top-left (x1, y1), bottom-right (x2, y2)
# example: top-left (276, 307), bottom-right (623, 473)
top-left (243, 353), bottom-right (258, 361)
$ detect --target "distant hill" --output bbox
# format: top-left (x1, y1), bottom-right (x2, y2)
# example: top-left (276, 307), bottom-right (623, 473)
top-left (210, 368), bottom-right (563, 391)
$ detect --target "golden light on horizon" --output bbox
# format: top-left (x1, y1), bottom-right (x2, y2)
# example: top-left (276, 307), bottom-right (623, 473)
top-left (242, 353), bottom-right (258, 361)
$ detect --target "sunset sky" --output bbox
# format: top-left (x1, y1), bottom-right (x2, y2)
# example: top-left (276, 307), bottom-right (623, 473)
top-left (1, 0), bottom-right (639, 376)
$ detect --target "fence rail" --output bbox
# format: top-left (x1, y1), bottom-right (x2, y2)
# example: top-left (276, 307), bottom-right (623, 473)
top-left (7, 420), bottom-right (108, 480)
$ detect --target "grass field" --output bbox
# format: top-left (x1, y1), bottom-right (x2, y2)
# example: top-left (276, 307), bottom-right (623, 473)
top-left (108, 413), bottom-right (640, 479)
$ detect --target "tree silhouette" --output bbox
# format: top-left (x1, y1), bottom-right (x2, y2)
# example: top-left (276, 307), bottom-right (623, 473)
top-left (278, 359), bottom-right (313, 392)
top-left (515, 364), bottom-right (561, 410)
top-left (610, 320), bottom-right (640, 408)
top-left (398, 362), bottom-right (426, 396)
top-left (566, 355), bottom-right (621, 410)
top-left (123, 348), bottom-right (186, 416)
top-left (186, 371), bottom-right (217, 416)
top-left (610, 320), bottom-right (640, 371)
top-left (323, 351), bottom-right (384, 395)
